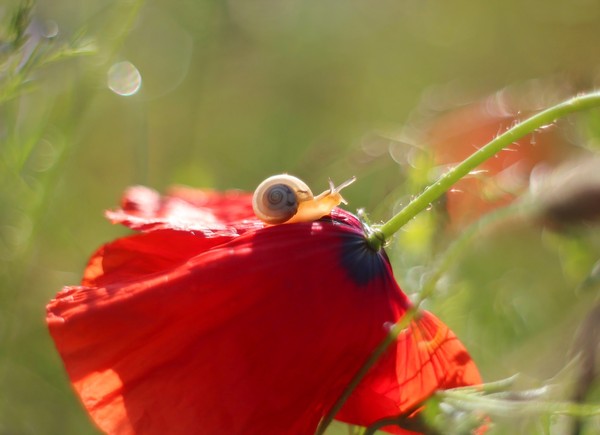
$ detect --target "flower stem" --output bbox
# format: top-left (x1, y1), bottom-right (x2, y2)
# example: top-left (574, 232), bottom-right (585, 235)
top-left (315, 308), bottom-right (419, 435)
top-left (367, 91), bottom-right (600, 250)
top-left (317, 91), bottom-right (600, 434)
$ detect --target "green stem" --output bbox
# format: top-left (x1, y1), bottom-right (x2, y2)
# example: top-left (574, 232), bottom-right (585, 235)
top-left (318, 91), bottom-right (600, 434)
top-left (315, 308), bottom-right (419, 435)
top-left (321, 207), bottom-right (526, 434)
top-left (367, 91), bottom-right (600, 250)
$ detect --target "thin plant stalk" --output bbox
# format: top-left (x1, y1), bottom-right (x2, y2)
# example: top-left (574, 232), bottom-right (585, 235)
top-left (317, 91), bottom-right (600, 434)
top-left (367, 91), bottom-right (600, 250)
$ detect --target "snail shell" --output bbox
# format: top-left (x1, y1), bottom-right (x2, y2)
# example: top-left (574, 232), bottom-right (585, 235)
top-left (252, 174), bottom-right (356, 224)
top-left (252, 175), bottom-right (313, 224)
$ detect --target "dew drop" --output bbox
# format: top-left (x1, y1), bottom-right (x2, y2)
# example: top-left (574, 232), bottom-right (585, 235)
top-left (29, 139), bottom-right (57, 172)
top-left (43, 20), bottom-right (59, 39)
top-left (107, 61), bottom-right (142, 96)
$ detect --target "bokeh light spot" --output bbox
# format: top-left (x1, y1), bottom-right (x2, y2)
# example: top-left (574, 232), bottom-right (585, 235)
top-left (107, 61), bottom-right (142, 96)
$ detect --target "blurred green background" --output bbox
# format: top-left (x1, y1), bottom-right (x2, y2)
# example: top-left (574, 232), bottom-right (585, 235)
top-left (2, 0), bottom-right (600, 433)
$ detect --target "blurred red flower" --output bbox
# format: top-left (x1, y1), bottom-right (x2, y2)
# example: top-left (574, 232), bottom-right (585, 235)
top-left (47, 185), bottom-right (481, 434)
top-left (426, 93), bottom-right (568, 228)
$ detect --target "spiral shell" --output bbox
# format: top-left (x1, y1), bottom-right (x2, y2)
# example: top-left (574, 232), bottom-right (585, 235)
top-left (252, 175), bottom-right (313, 224)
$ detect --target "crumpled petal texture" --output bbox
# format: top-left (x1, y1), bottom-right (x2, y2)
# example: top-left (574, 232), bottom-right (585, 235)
top-left (47, 186), bottom-right (481, 435)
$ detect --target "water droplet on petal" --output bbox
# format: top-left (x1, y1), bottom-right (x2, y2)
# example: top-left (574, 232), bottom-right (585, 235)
top-left (107, 61), bottom-right (142, 96)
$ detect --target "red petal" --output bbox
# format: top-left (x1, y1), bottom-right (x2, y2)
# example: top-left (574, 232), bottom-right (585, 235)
top-left (82, 230), bottom-right (232, 287)
top-left (336, 311), bottom-right (481, 433)
top-left (47, 221), bottom-right (401, 434)
top-left (106, 185), bottom-right (261, 236)
top-left (47, 191), bottom-right (481, 434)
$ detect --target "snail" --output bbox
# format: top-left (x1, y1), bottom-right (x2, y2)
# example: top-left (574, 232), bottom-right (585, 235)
top-left (252, 174), bottom-right (356, 224)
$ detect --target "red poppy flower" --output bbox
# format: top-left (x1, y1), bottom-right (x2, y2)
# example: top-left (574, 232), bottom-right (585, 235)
top-left (46, 184), bottom-right (481, 434)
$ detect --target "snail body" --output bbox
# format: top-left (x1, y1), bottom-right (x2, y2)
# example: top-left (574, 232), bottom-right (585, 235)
top-left (252, 174), bottom-right (356, 224)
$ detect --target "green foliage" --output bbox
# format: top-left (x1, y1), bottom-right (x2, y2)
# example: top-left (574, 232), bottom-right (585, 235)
top-left (0, 0), bottom-right (95, 105)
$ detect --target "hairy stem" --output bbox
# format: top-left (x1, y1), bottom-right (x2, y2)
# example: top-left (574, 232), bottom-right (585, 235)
top-left (367, 91), bottom-right (600, 250)
top-left (318, 91), bottom-right (600, 434)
